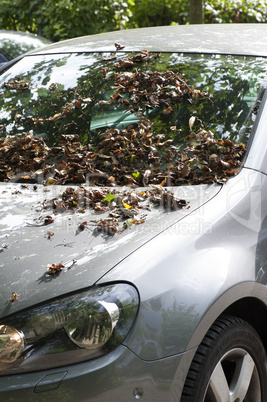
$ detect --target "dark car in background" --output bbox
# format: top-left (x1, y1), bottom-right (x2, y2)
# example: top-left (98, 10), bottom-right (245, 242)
top-left (1, 24), bottom-right (267, 401)
top-left (0, 30), bottom-right (51, 63)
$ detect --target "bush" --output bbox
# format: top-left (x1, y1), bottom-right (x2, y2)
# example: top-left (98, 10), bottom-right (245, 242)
top-left (0, 0), bottom-right (267, 42)
top-left (0, 0), bottom-right (130, 42)
top-left (128, 0), bottom-right (267, 28)
top-left (128, 0), bottom-right (189, 28)
top-left (204, 0), bottom-right (267, 24)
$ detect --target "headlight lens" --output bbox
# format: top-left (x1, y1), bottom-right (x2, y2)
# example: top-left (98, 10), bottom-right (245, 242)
top-left (0, 283), bottom-right (139, 375)
top-left (0, 326), bottom-right (24, 363)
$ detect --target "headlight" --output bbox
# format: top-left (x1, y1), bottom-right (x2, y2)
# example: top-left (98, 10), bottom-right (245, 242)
top-left (0, 283), bottom-right (139, 375)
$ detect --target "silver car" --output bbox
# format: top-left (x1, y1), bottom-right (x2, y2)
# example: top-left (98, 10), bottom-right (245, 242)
top-left (1, 24), bottom-right (267, 401)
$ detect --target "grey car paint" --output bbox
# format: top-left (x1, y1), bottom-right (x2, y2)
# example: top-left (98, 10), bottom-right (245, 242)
top-left (0, 183), bottom-right (220, 316)
top-left (32, 24), bottom-right (267, 57)
top-left (1, 24), bottom-right (267, 401)
top-left (0, 345), bottom-right (197, 400)
top-left (101, 168), bottom-right (267, 357)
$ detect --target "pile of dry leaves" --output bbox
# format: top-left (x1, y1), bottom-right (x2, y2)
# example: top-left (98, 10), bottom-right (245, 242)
top-left (99, 50), bottom-right (212, 116)
top-left (0, 121), bottom-right (246, 186)
top-left (2, 77), bottom-right (29, 92)
top-left (0, 49), bottom-right (246, 186)
top-left (43, 184), bottom-right (188, 236)
top-left (110, 69), bottom-right (211, 115)
top-left (0, 49), bottom-right (248, 282)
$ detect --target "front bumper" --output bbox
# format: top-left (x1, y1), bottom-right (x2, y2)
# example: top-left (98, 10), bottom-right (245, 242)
top-left (0, 345), bottom-right (197, 401)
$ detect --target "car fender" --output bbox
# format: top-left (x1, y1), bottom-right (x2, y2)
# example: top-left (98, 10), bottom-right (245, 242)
top-left (98, 168), bottom-right (267, 360)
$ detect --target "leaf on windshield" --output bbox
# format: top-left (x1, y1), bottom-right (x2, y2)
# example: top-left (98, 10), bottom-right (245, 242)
top-left (0, 119), bottom-right (245, 187)
top-left (0, 50), bottom-right (245, 191)
top-left (110, 68), bottom-right (212, 116)
top-left (189, 116), bottom-right (196, 130)
top-left (3, 77), bottom-right (29, 91)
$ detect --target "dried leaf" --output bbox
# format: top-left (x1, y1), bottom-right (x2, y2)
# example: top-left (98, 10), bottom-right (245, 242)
top-left (115, 43), bottom-right (125, 50)
top-left (10, 292), bottom-right (19, 302)
top-left (46, 231), bottom-right (54, 240)
top-left (123, 202), bottom-right (132, 209)
top-left (46, 263), bottom-right (64, 275)
top-left (189, 116), bottom-right (196, 130)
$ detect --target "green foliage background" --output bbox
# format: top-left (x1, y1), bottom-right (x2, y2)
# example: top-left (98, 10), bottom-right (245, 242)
top-left (0, 0), bottom-right (267, 42)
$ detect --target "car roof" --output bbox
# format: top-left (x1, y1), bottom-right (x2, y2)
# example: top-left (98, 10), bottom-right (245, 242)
top-left (31, 24), bottom-right (267, 57)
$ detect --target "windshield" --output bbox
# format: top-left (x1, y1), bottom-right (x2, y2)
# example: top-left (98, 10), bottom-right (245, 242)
top-left (0, 51), bottom-right (266, 186)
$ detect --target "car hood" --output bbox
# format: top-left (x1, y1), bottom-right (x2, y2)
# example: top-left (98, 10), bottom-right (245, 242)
top-left (0, 182), bottom-right (221, 317)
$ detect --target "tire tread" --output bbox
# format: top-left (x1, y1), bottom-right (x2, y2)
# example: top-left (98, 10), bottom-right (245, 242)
top-left (181, 315), bottom-right (259, 401)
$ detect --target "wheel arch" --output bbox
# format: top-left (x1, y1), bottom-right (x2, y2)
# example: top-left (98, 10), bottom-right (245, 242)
top-left (186, 282), bottom-right (267, 353)
top-left (224, 296), bottom-right (267, 351)
top-left (180, 314), bottom-right (267, 401)
top-left (179, 287), bottom-right (267, 400)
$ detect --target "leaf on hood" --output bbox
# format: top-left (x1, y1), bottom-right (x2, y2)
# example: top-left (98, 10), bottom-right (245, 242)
top-left (10, 292), bottom-right (20, 302)
top-left (46, 263), bottom-right (64, 275)
top-left (93, 219), bottom-right (118, 236)
top-left (76, 221), bottom-right (88, 235)
top-left (123, 202), bottom-right (132, 209)
top-left (103, 192), bottom-right (121, 203)
top-left (46, 231), bottom-right (54, 240)
top-left (26, 215), bottom-right (54, 227)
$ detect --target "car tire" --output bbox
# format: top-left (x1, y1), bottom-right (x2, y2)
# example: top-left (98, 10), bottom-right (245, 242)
top-left (181, 315), bottom-right (267, 402)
